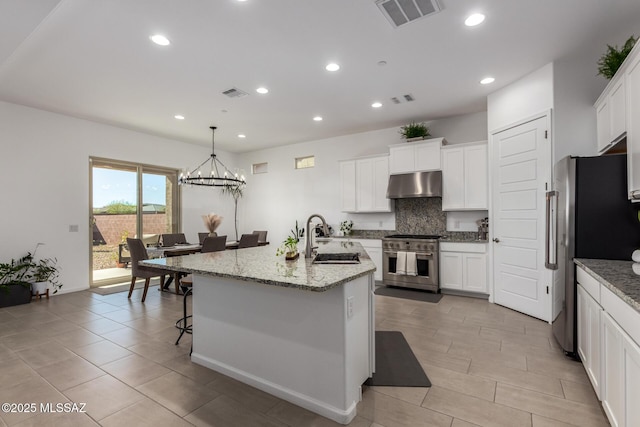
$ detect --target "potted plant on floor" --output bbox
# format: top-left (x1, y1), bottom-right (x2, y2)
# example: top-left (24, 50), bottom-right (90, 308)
top-left (31, 256), bottom-right (62, 297)
top-left (0, 254), bottom-right (34, 308)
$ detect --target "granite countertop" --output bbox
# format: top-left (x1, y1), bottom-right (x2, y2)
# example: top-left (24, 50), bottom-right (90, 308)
top-left (140, 241), bottom-right (375, 292)
top-left (574, 259), bottom-right (640, 313)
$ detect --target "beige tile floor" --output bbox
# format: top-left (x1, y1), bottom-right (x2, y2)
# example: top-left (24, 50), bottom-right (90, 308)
top-left (0, 286), bottom-right (609, 427)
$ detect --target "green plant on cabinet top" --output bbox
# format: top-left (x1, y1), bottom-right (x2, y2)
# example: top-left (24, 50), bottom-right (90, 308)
top-left (399, 122), bottom-right (430, 140)
top-left (597, 35), bottom-right (637, 79)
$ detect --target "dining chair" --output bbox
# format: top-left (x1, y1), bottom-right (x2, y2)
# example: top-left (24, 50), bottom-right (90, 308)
top-left (252, 230), bottom-right (268, 243)
top-left (160, 233), bottom-right (188, 247)
top-left (126, 238), bottom-right (167, 302)
top-left (238, 233), bottom-right (260, 248)
top-left (176, 235), bottom-right (227, 347)
top-left (201, 235), bottom-right (227, 252)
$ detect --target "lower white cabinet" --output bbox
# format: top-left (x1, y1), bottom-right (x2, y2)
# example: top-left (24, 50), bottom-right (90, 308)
top-left (576, 265), bottom-right (640, 427)
top-left (439, 242), bottom-right (487, 294)
top-left (576, 284), bottom-right (603, 398)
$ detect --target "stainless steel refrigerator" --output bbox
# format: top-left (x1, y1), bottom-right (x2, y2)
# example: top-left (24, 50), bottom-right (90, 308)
top-left (548, 154), bottom-right (640, 357)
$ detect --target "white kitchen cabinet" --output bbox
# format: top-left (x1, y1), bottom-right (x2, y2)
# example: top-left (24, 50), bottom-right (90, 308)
top-left (576, 284), bottom-right (603, 398)
top-left (595, 75), bottom-right (626, 154)
top-left (439, 242), bottom-right (487, 294)
top-left (626, 45), bottom-right (640, 201)
top-left (441, 141), bottom-right (488, 210)
top-left (602, 311), bottom-right (640, 427)
top-left (576, 265), bottom-right (640, 427)
top-left (335, 238), bottom-right (383, 281)
top-left (389, 138), bottom-right (446, 174)
top-left (339, 155), bottom-right (391, 213)
top-left (602, 311), bottom-right (625, 427)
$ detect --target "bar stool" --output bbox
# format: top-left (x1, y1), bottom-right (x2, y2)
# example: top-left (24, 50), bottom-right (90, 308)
top-left (174, 235), bottom-right (227, 352)
top-left (175, 285), bottom-right (193, 349)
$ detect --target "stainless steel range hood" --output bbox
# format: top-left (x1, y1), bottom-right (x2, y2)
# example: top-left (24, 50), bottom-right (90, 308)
top-left (386, 171), bottom-right (442, 199)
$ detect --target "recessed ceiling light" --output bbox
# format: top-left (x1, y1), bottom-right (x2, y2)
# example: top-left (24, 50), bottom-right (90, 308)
top-left (174, 115), bottom-right (185, 120)
top-left (238, 134), bottom-right (246, 138)
top-left (372, 102), bottom-right (382, 108)
top-left (377, 61), bottom-right (387, 66)
top-left (480, 77), bottom-right (495, 85)
top-left (325, 63), bottom-right (340, 72)
top-left (313, 116), bottom-right (323, 122)
top-left (150, 34), bottom-right (170, 46)
top-left (256, 87), bottom-right (269, 94)
top-left (465, 13), bottom-right (485, 27)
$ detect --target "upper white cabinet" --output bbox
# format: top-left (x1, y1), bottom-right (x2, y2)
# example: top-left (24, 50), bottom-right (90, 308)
top-left (595, 74), bottom-right (626, 154)
top-left (389, 138), bottom-right (446, 174)
top-left (441, 141), bottom-right (488, 211)
top-left (339, 155), bottom-right (392, 213)
top-left (626, 45), bottom-right (640, 201)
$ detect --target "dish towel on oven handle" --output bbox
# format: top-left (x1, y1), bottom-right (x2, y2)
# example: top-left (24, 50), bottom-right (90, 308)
top-left (396, 251), bottom-right (407, 275)
top-left (406, 252), bottom-right (417, 276)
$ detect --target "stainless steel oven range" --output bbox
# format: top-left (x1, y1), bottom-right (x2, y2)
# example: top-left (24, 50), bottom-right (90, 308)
top-left (382, 234), bottom-right (440, 292)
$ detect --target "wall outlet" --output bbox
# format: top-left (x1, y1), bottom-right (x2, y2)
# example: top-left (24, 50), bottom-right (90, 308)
top-left (454, 220), bottom-right (460, 229)
top-left (347, 296), bottom-right (354, 318)
top-left (69, 225), bottom-right (79, 232)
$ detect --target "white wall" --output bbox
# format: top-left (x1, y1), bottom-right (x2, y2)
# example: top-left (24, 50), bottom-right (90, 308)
top-left (0, 101), bottom-right (235, 293)
top-left (428, 111), bottom-right (488, 145)
top-left (487, 63), bottom-right (554, 133)
top-left (236, 112), bottom-right (488, 247)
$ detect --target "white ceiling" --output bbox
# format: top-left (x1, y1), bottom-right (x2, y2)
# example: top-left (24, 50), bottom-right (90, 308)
top-left (2, 0), bottom-right (640, 153)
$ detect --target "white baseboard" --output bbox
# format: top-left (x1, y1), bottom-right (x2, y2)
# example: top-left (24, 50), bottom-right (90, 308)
top-left (191, 352), bottom-right (357, 425)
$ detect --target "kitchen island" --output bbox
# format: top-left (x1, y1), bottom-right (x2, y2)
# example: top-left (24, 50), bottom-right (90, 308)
top-left (141, 241), bottom-right (376, 424)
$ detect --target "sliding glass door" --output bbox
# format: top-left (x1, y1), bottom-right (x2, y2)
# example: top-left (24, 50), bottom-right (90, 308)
top-left (90, 158), bottom-right (179, 287)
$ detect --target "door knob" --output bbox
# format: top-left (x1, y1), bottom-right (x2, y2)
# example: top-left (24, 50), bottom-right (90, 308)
top-left (493, 238), bottom-right (500, 243)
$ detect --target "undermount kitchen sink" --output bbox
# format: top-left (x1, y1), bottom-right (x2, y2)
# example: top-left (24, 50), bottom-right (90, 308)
top-left (312, 253), bottom-right (360, 264)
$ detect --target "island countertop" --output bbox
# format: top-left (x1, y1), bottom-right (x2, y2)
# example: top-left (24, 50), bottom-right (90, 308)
top-left (140, 240), bottom-right (376, 292)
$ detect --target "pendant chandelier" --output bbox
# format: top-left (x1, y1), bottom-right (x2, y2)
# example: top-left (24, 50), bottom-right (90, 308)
top-left (178, 126), bottom-right (246, 189)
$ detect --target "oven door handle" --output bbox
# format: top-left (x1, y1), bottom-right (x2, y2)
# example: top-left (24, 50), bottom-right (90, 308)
top-left (384, 250), bottom-right (433, 257)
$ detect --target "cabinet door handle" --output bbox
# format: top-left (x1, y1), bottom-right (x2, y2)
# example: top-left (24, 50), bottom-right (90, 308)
top-left (492, 238), bottom-right (500, 243)
top-left (631, 190), bottom-right (640, 200)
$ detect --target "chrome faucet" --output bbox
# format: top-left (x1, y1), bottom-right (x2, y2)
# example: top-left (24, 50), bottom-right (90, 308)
top-left (305, 214), bottom-right (330, 258)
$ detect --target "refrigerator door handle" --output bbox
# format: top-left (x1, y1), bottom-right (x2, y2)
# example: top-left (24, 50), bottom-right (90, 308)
top-left (545, 190), bottom-right (558, 270)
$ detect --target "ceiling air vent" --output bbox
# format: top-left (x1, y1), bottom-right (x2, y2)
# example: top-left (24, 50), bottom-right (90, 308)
top-left (376, 0), bottom-right (442, 28)
top-left (222, 87), bottom-right (248, 98)
top-left (390, 94), bottom-right (415, 104)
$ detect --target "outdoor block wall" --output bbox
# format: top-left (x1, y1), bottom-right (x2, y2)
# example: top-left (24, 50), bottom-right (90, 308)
top-left (94, 213), bottom-right (167, 245)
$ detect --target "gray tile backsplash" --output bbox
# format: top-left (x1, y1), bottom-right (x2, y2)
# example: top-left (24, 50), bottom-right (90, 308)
top-left (349, 198), bottom-right (482, 241)
top-left (395, 198), bottom-right (446, 234)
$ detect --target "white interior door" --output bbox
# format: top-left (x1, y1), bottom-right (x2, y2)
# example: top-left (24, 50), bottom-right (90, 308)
top-left (491, 115), bottom-right (552, 322)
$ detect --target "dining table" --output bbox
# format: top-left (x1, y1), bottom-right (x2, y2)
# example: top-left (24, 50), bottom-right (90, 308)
top-left (225, 240), bottom-right (270, 250)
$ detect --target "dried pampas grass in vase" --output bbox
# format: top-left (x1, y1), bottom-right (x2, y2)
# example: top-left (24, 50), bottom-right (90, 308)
top-left (202, 214), bottom-right (223, 237)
